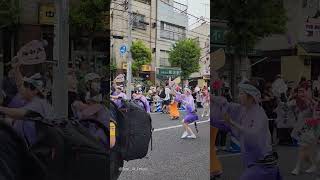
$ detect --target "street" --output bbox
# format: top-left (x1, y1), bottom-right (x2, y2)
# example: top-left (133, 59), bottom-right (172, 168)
top-left (119, 109), bottom-right (210, 180)
top-left (217, 145), bottom-right (317, 180)
top-left (118, 109), bottom-right (318, 180)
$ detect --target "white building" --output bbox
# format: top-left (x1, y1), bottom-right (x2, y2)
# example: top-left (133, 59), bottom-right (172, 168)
top-left (155, 0), bottom-right (188, 82)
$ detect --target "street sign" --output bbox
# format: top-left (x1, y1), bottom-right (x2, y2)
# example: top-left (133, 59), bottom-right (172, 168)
top-left (120, 44), bottom-right (127, 56)
top-left (211, 26), bottom-right (227, 45)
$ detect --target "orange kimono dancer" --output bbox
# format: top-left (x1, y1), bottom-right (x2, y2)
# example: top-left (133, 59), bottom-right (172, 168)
top-left (169, 100), bottom-right (180, 120)
top-left (210, 127), bottom-right (223, 178)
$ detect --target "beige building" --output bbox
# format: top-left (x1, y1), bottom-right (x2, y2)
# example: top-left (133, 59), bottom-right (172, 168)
top-left (254, 0), bottom-right (320, 83)
top-left (110, 0), bottom-right (157, 81)
top-left (188, 23), bottom-right (210, 81)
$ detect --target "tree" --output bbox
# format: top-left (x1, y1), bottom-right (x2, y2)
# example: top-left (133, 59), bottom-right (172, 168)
top-left (212, 0), bottom-right (287, 94)
top-left (212, 0), bottom-right (287, 54)
top-left (0, 0), bottom-right (19, 28)
top-left (131, 40), bottom-right (152, 76)
top-left (69, 0), bottom-right (109, 69)
top-left (70, 0), bottom-right (108, 35)
top-left (169, 38), bottom-right (201, 79)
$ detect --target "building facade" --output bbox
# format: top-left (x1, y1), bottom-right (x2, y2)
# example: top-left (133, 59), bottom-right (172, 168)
top-left (0, 0), bottom-right (107, 77)
top-left (255, 0), bottom-right (320, 83)
top-left (110, 0), bottom-right (157, 82)
top-left (155, 0), bottom-right (188, 83)
top-left (188, 23), bottom-right (210, 82)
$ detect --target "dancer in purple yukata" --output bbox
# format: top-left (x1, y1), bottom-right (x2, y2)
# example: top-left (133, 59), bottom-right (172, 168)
top-left (132, 89), bottom-right (151, 113)
top-left (175, 88), bottom-right (199, 139)
top-left (110, 86), bottom-right (128, 108)
top-left (211, 80), bottom-right (282, 180)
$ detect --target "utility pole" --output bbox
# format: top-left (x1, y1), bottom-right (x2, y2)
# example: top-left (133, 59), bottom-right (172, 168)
top-left (52, 0), bottom-right (69, 119)
top-left (126, 0), bottom-right (133, 98)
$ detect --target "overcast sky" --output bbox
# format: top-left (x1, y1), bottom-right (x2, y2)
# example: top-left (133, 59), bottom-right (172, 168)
top-left (174, 0), bottom-right (210, 29)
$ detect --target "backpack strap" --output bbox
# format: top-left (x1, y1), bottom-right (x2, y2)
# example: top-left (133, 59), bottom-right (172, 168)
top-left (79, 118), bottom-right (108, 137)
top-left (132, 98), bottom-right (148, 112)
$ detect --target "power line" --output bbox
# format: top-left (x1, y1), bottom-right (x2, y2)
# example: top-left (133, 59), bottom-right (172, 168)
top-left (159, 0), bottom-right (209, 23)
top-left (110, 8), bottom-right (210, 38)
top-left (110, 13), bottom-right (209, 42)
top-left (111, 28), bottom-right (209, 51)
top-left (128, 1), bottom-right (209, 29)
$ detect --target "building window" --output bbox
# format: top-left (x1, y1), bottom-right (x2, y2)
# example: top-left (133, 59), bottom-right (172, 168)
top-left (134, 0), bottom-right (151, 5)
top-left (132, 13), bottom-right (147, 30)
top-left (160, 21), bottom-right (186, 41)
top-left (160, 50), bottom-right (171, 67)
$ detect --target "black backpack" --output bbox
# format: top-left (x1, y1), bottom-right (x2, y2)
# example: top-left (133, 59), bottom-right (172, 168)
top-left (110, 100), bottom-right (153, 161)
top-left (10, 112), bottom-right (108, 180)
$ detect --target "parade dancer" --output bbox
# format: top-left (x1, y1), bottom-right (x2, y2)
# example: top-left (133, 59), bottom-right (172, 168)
top-left (211, 81), bottom-right (282, 180)
top-left (291, 86), bottom-right (318, 175)
top-left (110, 86), bottom-right (128, 108)
top-left (201, 87), bottom-right (210, 118)
top-left (175, 88), bottom-right (199, 139)
top-left (168, 94), bottom-right (180, 120)
top-left (210, 126), bottom-right (223, 179)
top-left (132, 89), bottom-right (151, 113)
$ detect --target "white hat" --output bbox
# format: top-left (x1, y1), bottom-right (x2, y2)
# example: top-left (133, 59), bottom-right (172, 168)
top-left (23, 73), bottom-right (45, 94)
top-left (84, 73), bottom-right (100, 83)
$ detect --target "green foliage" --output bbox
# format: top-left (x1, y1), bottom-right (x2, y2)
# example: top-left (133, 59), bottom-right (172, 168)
top-left (110, 63), bottom-right (117, 72)
top-left (0, 0), bottom-right (20, 28)
top-left (70, 0), bottom-right (109, 35)
top-left (131, 40), bottom-right (152, 76)
top-left (212, 0), bottom-right (287, 54)
top-left (169, 39), bottom-right (201, 79)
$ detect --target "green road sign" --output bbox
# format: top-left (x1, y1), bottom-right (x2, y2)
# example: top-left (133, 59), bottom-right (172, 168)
top-left (211, 26), bottom-right (227, 45)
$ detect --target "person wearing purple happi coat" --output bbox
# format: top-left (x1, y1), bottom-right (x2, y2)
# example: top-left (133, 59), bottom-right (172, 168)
top-left (211, 81), bottom-right (282, 180)
top-left (132, 90), bottom-right (151, 113)
top-left (110, 86), bottom-right (128, 108)
top-left (175, 88), bottom-right (199, 139)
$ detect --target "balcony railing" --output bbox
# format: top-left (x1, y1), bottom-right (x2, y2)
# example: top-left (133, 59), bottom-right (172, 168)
top-left (160, 30), bottom-right (186, 41)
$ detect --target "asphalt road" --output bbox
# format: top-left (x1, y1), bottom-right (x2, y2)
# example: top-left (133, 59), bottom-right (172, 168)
top-left (118, 109), bottom-right (210, 180)
top-left (217, 145), bottom-right (317, 180)
top-left (118, 109), bottom-right (318, 180)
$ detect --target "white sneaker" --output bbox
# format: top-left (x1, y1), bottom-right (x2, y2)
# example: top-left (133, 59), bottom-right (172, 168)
top-left (291, 168), bottom-right (300, 175)
top-left (306, 165), bottom-right (317, 173)
top-left (187, 134), bottom-right (196, 139)
top-left (181, 131), bottom-right (188, 139)
top-left (201, 114), bottom-right (204, 118)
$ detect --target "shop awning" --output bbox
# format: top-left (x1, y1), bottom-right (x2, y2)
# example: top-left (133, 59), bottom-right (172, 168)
top-left (298, 42), bottom-right (320, 56)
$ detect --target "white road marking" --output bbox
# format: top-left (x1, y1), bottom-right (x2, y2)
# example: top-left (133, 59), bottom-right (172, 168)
top-left (153, 120), bottom-right (210, 132)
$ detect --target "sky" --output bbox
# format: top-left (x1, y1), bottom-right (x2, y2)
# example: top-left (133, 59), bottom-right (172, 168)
top-left (174, 0), bottom-right (210, 29)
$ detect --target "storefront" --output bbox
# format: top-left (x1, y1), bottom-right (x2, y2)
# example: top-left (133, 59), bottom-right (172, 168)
top-left (156, 67), bottom-right (181, 85)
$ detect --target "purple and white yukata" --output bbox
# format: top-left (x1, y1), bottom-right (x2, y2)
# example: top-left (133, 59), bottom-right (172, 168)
top-left (176, 93), bottom-right (198, 124)
top-left (111, 92), bottom-right (127, 108)
top-left (211, 96), bottom-right (282, 180)
top-left (133, 95), bottom-right (151, 113)
top-left (12, 96), bottom-right (54, 145)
